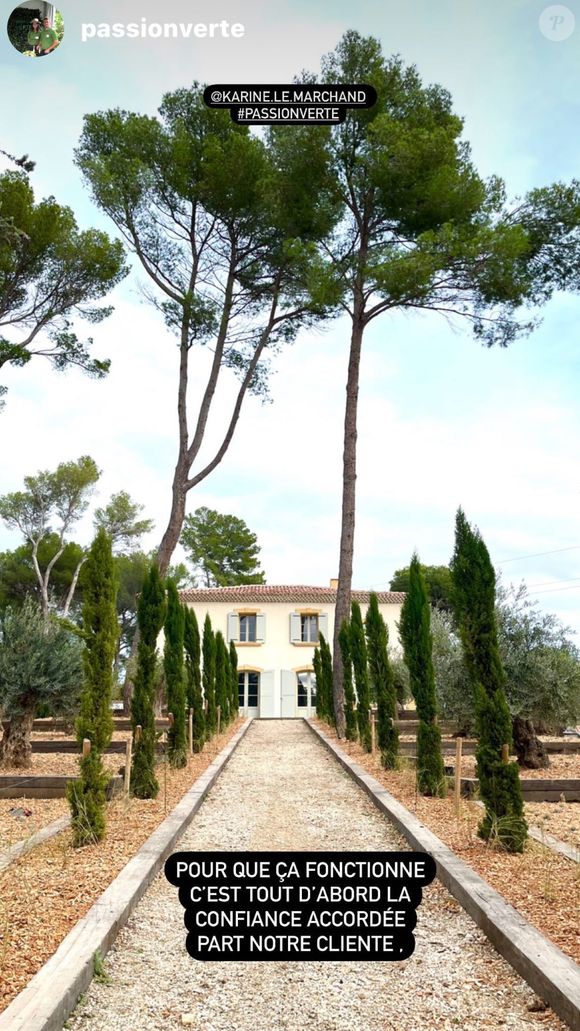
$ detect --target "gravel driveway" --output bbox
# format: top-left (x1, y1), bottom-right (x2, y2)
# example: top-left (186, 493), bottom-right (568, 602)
top-left (67, 720), bottom-right (565, 1031)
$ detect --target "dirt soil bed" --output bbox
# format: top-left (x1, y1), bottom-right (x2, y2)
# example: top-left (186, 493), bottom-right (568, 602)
top-left (0, 798), bottom-right (69, 852)
top-left (0, 719), bottom-right (243, 1013)
top-left (315, 721), bottom-right (580, 967)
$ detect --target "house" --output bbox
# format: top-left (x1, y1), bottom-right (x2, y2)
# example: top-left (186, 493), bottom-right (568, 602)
top-left (180, 581), bottom-right (405, 718)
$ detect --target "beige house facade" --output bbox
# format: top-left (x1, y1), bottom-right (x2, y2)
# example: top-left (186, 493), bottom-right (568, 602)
top-left (180, 582), bottom-right (405, 719)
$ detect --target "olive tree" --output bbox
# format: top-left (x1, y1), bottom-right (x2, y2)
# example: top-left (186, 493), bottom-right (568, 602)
top-left (0, 599), bottom-right (83, 767)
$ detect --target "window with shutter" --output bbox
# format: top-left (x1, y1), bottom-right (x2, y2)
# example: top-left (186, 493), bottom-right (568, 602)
top-left (239, 613), bottom-right (257, 642)
top-left (300, 614), bottom-right (319, 643)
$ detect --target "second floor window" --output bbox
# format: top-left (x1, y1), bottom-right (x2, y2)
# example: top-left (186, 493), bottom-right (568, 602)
top-left (239, 613), bottom-right (257, 642)
top-left (301, 614), bottom-right (319, 643)
top-left (227, 612), bottom-right (265, 643)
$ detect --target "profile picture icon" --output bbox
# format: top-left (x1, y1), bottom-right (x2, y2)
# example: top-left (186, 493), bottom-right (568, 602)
top-left (7, 4), bottom-right (64, 58)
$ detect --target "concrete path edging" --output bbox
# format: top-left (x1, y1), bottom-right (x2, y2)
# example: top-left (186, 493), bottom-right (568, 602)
top-left (0, 719), bottom-right (253, 1031)
top-left (307, 720), bottom-right (580, 1030)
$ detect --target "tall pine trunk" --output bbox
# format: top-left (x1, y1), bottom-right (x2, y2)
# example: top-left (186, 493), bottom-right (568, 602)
top-left (332, 312), bottom-right (365, 737)
top-left (156, 473), bottom-right (188, 579)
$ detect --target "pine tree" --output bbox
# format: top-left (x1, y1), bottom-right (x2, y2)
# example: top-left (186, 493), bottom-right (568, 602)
top-left (131, 562), bottom-right (166, 797)
top-left (183, 606), bottom-right (205, 752)
top-left (350, 601), bottom-right (371, 751)
top-left (365, 592), bottom-right (399, 769)
top-left (399, 555), bottom-right (446, 796)
top-left (163, 579), bottom-right (187, 767)
top-left (202, 614), bottom-right (217, 737)
top-left (68, 529), bottom-right (118, 845)
top-left (215, 631), bottom-right (230, 728)
top-left (451, 509), bottom-right (527, 852)
top-left (229, 640), bottom-right (239, 719)
top-left (338, 620), bottom-right (358, 741)
top-left (319, 633), bottom-right (334, 724)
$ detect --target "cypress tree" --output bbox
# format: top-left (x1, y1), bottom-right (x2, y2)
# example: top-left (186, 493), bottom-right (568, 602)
top-left (163, 579), bottom-right (187, 768)
top-left (184, 606), bottom-right (205, 752)
top-left (223, 640), bottom-right (232, 724)
top-left (350, 601), bottom-right (372, 751)
top-left (229, 640), bottom-right (239, 719)
top-left (68, 529), bottom-right (118, 845)
top-left (399, 555), bottom-right (446, 796)
top-left (365, 592), bottom-right (399, 769)
top-left (202, 614), bottom-right (217, 737)
top-left (313, 646), bottom-right (323, 719)
top-left (338, 619), bottom-right (358, 741)
top-left (131, 562), bottom-right (166, 797)
top-left (319, 633), bottom-right (334, 724)
top-left (215, 631), bottom-right (230, 727)
top-left (451, 509), bottom-right (527, 852)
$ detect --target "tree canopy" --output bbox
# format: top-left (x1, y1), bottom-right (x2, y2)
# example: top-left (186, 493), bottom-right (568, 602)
top-left (0, 456), bottom-right (100, 618)
top-left (0, 170), bottom-right (127, 408)
top-left (180, 506), bottom-right (265, 587)
top-left (75, 87), bottom-right (340, 575)
top-left (433, 582), bottom-right (580, 735)
top-left (93, 491), bottom-right (154, 553)
top-left (390, 564), bottom-right (453, 611)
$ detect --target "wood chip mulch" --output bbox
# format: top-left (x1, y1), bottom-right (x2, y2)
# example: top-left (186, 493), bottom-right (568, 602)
top-left (525, 801), bottom-right (580, 851)
top-left (0, 720), bottom-right (243, 1013)
top-left (0, 799), bottom-right (70, 853)
top-left (315, 722), bottom-right (580, 967)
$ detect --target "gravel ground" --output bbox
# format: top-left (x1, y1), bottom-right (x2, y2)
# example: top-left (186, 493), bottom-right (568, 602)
top-left (67, 721), bottom-right (566, 1031)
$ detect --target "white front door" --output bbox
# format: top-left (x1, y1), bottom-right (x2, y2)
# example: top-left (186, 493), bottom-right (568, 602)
top-left (280, 671), bottom-right (317, 717)
top-left (238, 671), bottom-right (260, 717)
top-left (297, 671), bottom-right (317, 717)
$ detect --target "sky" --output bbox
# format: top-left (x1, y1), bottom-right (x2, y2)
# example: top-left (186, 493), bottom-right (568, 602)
top-left (1, 0), bottom-right (580, 634)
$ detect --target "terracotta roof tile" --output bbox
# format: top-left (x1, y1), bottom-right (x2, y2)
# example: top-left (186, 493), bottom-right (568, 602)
top-left (179, 585), bottom-right (405, 604)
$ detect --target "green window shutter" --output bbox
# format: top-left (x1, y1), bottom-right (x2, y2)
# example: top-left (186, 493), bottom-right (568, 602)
top-left (227, 613), bottom-right (239, 642)
top-left (256, 613), bottom-right (266, 643)
top-left (318, 613), bottom-right (329, 640)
